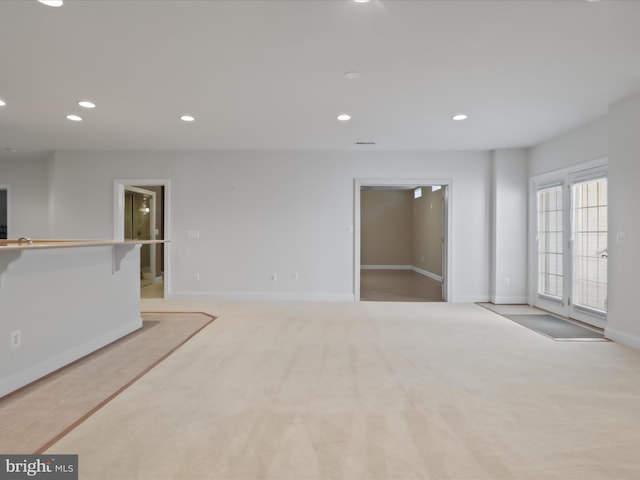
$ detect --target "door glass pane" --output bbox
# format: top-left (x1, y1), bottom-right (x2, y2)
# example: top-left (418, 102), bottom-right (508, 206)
top-left (572, 177), bottom-right (607, 312)
top-left (537, 186), bottom-right (563, 299)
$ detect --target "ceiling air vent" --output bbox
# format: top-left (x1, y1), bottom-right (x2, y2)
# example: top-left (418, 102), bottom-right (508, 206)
top-left (355, 141), bottom-right (376, 145)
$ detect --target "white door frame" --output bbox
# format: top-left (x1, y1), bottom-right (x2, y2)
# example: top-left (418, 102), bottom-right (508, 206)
top-left (354, 178), bottom-right (453, 302)
top-left (0, 184), bottom-right (9, 239)
top-left (114, 179), bottom-right (170, 297)
top-left (124, 186), bottom-right (157, 283)
top-left (568, 166), bottom-right (608, 327)
top-left (529, 158), bottom-right (608, 327)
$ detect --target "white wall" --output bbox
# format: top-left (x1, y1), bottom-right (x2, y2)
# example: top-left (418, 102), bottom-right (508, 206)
top-left (0, 154), bottom-right (52, 239)
top-left (0, 244), bottom-right (141, 396)
top-left (606, 92), bottom-right (640, 348)
top-left (48, 150), bottom-right (491, 302)
top-left (528, 116), bottom-right (608, 177)
top-left (528, 116), bottom-right (609, 308)
top-left (527, 95), bottom-right (640, 348)
top-left (491, 149), bottom-right (528, 304)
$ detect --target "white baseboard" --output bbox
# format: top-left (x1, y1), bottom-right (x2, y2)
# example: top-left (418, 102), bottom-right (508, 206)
top-left (604, 327), bottom-right (640, 350)
top-left (360, 265), bottom-right (444, 283)
top-left (169, 291), bottom-right (355, 302)
top-left (0, 318), bottom-right (141, 398)
top-left (490, 295), bottom-right (529, 304)
top-left (361, 265), bottom-right (411, 270)
top-left (449, 295), bottom-right (491, 303)
top-left (411, 266), bottom-right (443, 283)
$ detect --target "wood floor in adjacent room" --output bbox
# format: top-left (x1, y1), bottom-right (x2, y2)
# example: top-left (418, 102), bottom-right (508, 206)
top-left (21, 299), bottom-right (640, 479)
top-left (360, 269), bottom-right (443, 302)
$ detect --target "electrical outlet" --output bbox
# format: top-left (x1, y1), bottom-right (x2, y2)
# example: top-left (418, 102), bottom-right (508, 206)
top-left (193, 273), bottom-right (200, 281)
top-left (293, 272), bottom-right (299, 280)
top-left (10, 330), bottom-right (21, 349)
top-left (186, 230), bottom-right (200, 239)
top-left (271, 274), bottom-right (278, 281)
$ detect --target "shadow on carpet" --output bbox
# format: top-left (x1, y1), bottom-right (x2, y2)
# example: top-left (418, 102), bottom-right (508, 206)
top-left (0, 312), bottom-right (215, 454)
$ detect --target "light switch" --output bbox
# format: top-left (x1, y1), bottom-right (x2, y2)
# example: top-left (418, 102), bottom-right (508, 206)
top-left (186, 230), bottom-right (200, 239)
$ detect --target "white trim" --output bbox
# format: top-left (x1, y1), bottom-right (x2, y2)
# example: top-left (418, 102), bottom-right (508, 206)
top-left (570, 308), bottom-right (606, 329)
top-left (169, 291), bottom-right (355, 302)
top-left (354, 178), bottom-right (452, 302)
top-left (531, 156), bottom-right (609, 185)
top-left (360, 265), bottom-right (444, 282)
top-left (528, 157), bottom-right (609, 325)
top-left (604, 327), bottom-right (640, 350)
top-left (449, 294), bottom-right (491, 303)
top-left (114, 179), bottom-right (170, 298)
top-left (490, 295), bottom-right (529, 304)
top-left (0, 318), bottom-right (141, 398)
top-left (361, 264), bottom-right (412, 270)
top-left (411, 266), bottom-right (443, 283)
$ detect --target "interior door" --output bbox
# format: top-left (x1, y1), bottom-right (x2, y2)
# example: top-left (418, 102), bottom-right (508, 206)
top-left (124, 187), bottom-right (156, 287)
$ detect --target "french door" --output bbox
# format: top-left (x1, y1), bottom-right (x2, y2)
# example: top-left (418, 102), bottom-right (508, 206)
top-left (535, 166), bottom-right (608, 328)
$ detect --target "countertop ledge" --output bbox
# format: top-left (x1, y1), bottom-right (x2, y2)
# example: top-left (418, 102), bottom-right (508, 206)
top-left (0, 240), bottom-right (168, 251)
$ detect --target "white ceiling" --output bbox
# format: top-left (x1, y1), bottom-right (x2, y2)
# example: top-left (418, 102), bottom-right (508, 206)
top-left (1, 0), bottom-right (639, 156)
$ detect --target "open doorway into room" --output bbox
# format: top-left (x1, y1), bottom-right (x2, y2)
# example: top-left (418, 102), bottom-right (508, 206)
top-left (354, 179), bottom-right (451, 302)
top-left (124, 186), bottom-right (164, 298)
top-left (0, 186), bottom-right (8, 240)
top-left (115, 180), bottom-right (169, 299)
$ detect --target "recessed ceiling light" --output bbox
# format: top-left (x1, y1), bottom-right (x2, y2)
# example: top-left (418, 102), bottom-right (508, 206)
top-left (452, 114), bottom-right (468, 121)
top-left (354, 0), bottom-right (371, 3)
top-left (180, 115), bottom-right (196, 122)
top-left (66, 114), bottom-right (83, 122)
top-left (337, 114), bottom-right (352, 122)
top-left (344, 71), bottom-right (360, 80)
top-left (0, 99), bottom-right (6, 107)
top-left (38, 0), bottom-right (64, 7)
top-left (78, 100), bottom-right (96, 109)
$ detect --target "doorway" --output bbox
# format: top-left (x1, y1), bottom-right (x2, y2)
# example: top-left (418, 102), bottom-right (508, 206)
top-left (124, 186), bottom-right (159, 293)
top-left (0, 186), bottom-right (7, 240)
top-left (354, 179), bottom-right (451, 302)
top-left (534, 164), bottom-right (608, 328)
top-left (115, 180), bottom-right (170, 299)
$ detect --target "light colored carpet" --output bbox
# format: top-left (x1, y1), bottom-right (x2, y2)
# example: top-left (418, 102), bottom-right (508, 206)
top-left (361, 269), bottom-right (443, 302)
top-left (41, 300), bottom-right (640, 479)
top-left (0, 312), bottom-right (214, 454)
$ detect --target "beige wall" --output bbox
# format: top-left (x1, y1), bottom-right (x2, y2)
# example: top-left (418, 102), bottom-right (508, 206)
top-left (361, 190), bottom-right (413, 265)
top-left (361, 187), bottom-right (443, 276)
top-left (413, 188), bottom-right (444, 276)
